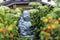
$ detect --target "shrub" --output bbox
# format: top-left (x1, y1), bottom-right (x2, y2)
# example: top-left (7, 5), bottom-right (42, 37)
top-left (0, 6), bottom-right (22, 40)
top-left (29, 2), bottom-right (60, 40)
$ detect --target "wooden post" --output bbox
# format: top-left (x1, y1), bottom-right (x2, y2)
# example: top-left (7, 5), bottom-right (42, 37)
top-left (4, 0), bottom-right (6, 1)
top-left (13, 4), bottom-right (16, 9)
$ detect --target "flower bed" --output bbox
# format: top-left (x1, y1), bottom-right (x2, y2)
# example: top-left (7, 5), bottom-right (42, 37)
top-left (0, 6), bottom-right (22, 40)
top-left (29, 2), bottom-right (60, 40)
top-left (40, 13), bottom-right (60, 40)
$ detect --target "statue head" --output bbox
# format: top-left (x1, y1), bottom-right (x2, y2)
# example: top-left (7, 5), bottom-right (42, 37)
top-left (22, 10), bottom-right (31, 21)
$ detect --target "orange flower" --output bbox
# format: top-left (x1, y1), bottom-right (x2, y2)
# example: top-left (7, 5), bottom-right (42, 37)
top-left (47, 26), bottom-right (51, 29)
top-left (2, 29), bottom-right (7, 34)
top-left (49, 19), bottom-right (53, 24)
top-left (9, 33), bottom-right (14, 38)
top-left (45, 26), bottom-right (51, 33)
top-left (46, 33), bottom-right (50, 37)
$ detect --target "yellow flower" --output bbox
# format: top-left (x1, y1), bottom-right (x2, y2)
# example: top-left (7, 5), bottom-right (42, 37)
top-left (0, 27), bottom-right (3, 32)
top-left (58, 18), bottom-right (60, 21)
top-left (8, 25), bottom-right (13, 31)
top-left (47, 26), bottom-right (51, 29)
top-left (43, 18), bottom-right (48, 23)
top-left (8, 27), bottom-right (13, 31)
top-left (51, 25), bottom-right (56, 29)
top-left (54, 21), bottom-right (59, 24)
top-left (40, 31), bottom-right (45, 35)
top-left (48, 16), bottom-right (52, 20)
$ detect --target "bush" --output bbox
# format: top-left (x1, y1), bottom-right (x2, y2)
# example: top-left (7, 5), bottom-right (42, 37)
top-left (29, 2), bottom-right (60, 40)
top-left (0, 6), bottom-right (22, 40)
top-left (40, 12), bottom-right (60, 40)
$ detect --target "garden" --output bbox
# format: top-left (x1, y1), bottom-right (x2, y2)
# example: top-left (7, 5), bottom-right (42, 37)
top-left (0, 1), bottom-right (60, 40)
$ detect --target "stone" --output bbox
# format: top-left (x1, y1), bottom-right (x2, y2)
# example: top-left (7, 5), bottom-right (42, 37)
top-left (18, 10), bottom-right (35, 38)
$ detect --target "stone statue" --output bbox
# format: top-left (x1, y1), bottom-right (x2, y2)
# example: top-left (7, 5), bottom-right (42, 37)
top-left (18, 10), bottom-right (35, 38)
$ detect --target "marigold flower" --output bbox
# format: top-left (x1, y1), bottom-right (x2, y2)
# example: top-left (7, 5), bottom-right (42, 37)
top-left (46, 26), bottom-right (51, 33)
top-left (9, 33), bottom-right (14, 38)
top-left (0, 27), bottom-right (3, 32)
top-left (49, 19), bottom-right (53, 24)
top-left (8, 27), bottom-right (13, 31)
top-left (47, 26), bottom-right (51, 29)
top-left (48, 16), bottom-right (52, 20)
top-left (51, 25), bottom-right (56, 29)
top-left (2, 29), bottom-right (7, 34)
top-left (43, 18), bottom-right (48, 23)
top-left (8, 25), bottom-right (13, 31)
top-left (54, 21), bottom-right (59, 24)
top-left (58, 18), bottom-right (60, 21)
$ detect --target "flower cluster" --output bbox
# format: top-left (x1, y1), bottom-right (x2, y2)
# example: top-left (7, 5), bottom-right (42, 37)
top-left (0, 6), bottom-right (22, 39)
top-left (40, 13), bottom-right (60, 40)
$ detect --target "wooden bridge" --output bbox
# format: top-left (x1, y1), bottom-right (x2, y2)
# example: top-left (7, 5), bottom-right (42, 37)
top-left (0, 0), bottom-right (55, 9)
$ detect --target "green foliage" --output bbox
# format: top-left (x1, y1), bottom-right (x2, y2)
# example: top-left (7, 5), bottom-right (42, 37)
top-left (55, 0), bottom-right (60, 7)
top-left (0, 6), bottom-right (22, 40)
top-left (29, 2), bottom-right (41, 8)
top-left (40, 13), bottom-right (60, 40)
top-left (53, 7), bottom-right (60, 17)
top-left (28, 2), bottom-right (54, 40)
top-left (29, 2), bottom-right (60, 40)
top-left (28, 9), bottom-right (39, 26)
top-left (29, 2), bottom-right (53, 27)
